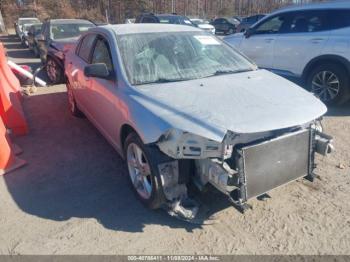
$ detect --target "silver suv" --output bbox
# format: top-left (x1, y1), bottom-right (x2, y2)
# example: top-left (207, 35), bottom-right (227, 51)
top-left (224, 1), bottom-right (350, 105)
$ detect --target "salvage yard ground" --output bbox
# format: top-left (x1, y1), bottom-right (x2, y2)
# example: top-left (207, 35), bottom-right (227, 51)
top-left (0, 33), bottom-right (350, 255)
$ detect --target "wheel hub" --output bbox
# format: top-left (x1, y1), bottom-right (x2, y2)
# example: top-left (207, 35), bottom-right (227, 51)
top-left (311, 71), bottom-right (340, 102)
top-left (126, 143), bottom-right (152, 200)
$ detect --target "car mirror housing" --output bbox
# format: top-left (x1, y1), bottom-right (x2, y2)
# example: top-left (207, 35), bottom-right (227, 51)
top-left (244, 28), bottom-right (253, 38)
top-left (84, 63), bottom-right (110, 79)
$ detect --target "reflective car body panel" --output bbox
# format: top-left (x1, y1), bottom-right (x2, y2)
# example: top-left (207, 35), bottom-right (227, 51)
top-left (65, 24), bottom-right (333, 217)
top-left (65, 24), bottom-right (326, 150)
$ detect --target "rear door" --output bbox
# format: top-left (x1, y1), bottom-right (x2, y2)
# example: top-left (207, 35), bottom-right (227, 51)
top-left (273, 10), bottom-right (331, 77)
top-left (239, 14), bottom-right (288, 69)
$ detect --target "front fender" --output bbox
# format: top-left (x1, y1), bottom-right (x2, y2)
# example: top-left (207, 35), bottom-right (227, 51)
top-left (124, 93), bottom-right (173, 144)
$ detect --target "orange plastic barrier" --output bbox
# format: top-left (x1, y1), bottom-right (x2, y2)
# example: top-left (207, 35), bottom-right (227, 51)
top-left (0, 42), bottom-right (28, 135)
top-left (0, 43), bottom-right (22, 96)
top-left (0, 116), bottom-right (26, 176)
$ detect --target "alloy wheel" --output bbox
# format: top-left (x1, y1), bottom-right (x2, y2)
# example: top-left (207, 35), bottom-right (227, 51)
top-left (311, 71), bottom-right (340, 102)
top-left (126, 143), bottom-right (153, 200)
top-left (46, 59), bottom-right (60, 83)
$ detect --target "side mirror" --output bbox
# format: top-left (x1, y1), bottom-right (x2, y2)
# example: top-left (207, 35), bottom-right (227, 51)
top-left (84, 63), bottom-right (110, 79)
top-left (244, 28), bottom-right (253, 38)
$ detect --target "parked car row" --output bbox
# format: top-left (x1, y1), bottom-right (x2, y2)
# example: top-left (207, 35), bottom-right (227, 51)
top-left (16, 17), bottom-right (95, 84)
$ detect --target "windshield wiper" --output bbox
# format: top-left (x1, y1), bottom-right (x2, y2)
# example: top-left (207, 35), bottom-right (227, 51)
top-left (135, 77), bottom-right (195, 85)
top-left (212, 69), bottom-right (252, 76)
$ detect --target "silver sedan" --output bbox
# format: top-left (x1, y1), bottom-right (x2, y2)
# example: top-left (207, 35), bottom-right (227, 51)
top-left (65, 24), bottom-right (333, 222)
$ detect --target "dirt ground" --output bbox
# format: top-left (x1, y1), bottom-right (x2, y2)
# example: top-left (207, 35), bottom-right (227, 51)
top-left (0, 33), bottom-right (349, 255)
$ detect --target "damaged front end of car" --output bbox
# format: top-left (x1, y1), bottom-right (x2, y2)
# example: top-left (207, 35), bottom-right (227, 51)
top-left (155, 122), bottom-right (334, 222)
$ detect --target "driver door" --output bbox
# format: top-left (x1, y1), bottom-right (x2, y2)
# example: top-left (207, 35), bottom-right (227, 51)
top-left (85, 36), bottom-right (120, 147)
top-left (239, 14), bottom-right (287, 69)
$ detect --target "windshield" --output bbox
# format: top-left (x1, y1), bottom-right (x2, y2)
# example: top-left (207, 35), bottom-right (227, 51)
top-left (33, 24), bottom-right (42, 34)
top-left (51, 23), bottom-right (94, 40)
top-left (117, 32), bottom-right (255, 85)
top-left (23, 24), bottom-right (33, 31)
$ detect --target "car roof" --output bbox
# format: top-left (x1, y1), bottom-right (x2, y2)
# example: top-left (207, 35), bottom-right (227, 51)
top-left (95, 23), bottom-right (202, 35)
top-left (274, 0), bottom-right (350, 14)
top-left (49, 19), bottom-right (94, 24)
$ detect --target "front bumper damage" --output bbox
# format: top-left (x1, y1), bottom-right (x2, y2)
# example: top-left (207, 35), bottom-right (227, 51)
top-left (155, 125), bottom-right (333, 222)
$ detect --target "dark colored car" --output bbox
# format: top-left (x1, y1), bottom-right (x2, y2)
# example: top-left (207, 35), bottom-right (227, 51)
top-left (210, 18), bottom-right (239, 35)
top-left (236, 14), bottom-right (265, 33)
top-left (27, 23), bottom-right (42, 56)
top-left (20, 23), bottom-right (36, 47)
top-left (36, 19), bottom-right (95, 84)
top-left (136, 13), bottom-right (195, 27)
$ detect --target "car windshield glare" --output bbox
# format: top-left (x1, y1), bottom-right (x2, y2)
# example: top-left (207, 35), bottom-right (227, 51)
top-left (51, 23), bottom-right (94, 40)
top-left (117, 32), bottom-right (255, 85)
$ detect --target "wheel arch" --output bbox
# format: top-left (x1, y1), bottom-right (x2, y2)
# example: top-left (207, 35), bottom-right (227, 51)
top-left (120, 124), bottom-right (142, 154)
top-left (46, 54), bottom-right (64, 69)
top-left (302, 55), bottom-right (350, 81)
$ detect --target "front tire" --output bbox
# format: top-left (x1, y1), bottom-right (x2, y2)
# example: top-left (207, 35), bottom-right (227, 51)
top-left (307, 63), bottom-right (350, 105)
top-left (46, 57), bottom-right (63, 84)
top-left (124, 132), bottom-right (166, 209)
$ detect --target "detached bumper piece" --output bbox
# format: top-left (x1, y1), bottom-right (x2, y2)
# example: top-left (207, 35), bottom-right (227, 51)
top-left (229, 128), bottom-right (333, 213)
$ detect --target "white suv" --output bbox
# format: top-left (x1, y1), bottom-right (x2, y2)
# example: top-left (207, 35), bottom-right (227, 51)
top-left (224, 1), bottom-right (350, 105)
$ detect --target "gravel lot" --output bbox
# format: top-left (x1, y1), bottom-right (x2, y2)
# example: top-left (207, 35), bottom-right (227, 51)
top-left (0, 33), bottom-right (349, 255)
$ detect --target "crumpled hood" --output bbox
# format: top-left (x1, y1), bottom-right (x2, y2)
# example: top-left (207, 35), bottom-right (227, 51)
top-left (132, 69), bottom-right (327, 142)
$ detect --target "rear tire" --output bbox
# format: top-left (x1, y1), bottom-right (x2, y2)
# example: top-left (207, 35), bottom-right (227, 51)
top-left (46, 57), bottom-right (63, 84)
top-left (124, 132), bottom-right (166, 210)
top-left (306, 63), bottom-right (350, 105)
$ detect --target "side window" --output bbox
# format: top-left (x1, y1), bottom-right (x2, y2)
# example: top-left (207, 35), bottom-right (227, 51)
top-left (329, 9), bottom-right (350, 30)
top-left (142, 16), bottom-right (158, 23)
top-left (78, 34), bottom-right (96, 62)
top-left (254, 15), bottom-right (287, 35)
top-left (91, 38), bottom-right (113, 72)
top-left (287, 10), bottom-right (328, 33)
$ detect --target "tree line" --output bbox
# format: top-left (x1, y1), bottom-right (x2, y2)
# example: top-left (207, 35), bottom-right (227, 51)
top-left (2, 0), bottom-right (324, 27)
